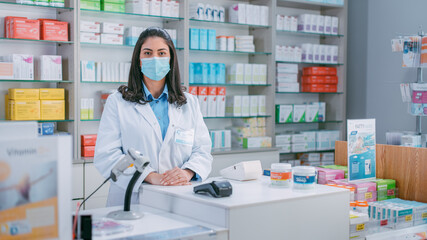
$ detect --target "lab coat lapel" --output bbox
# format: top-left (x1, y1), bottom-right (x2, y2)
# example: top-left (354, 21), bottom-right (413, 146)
top-left (163, 103), bottom-right (183, 145)
top-left (134, 103), bottom-right (162, 142)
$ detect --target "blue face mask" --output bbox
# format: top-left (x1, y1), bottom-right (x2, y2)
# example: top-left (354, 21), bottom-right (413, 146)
top-left (140, 57), bottom-right (170, 81)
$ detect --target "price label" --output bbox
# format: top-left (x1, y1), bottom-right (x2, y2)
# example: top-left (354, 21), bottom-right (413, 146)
top-left (356, 224), bottom-right (365, 231)
top-left (365, 192), bottom-right (373, 199)
top-left (422, 212), bottom-right (427, 219)
top-left (387, 189), bottom-right (395, 196)
top-left (405, 215), bottom-right (413, 222)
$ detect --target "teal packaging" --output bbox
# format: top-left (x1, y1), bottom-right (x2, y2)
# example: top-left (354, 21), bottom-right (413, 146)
top-left (199, 29), bottom-right (208, 50)
top-left (194, 63), bottom-right (203, 83)
top-left (208, 29), bottom-right (216, 50)
top-left (218, 63), bottom-right (226, 83)
top-left (208, 63), bottom-right (216, 84)
top-left (202, 63), bottom-right (209, 83)
top-left (189, 62), bottom-right (195, 84)
top-left (190, 28), bottom-right (199, 50)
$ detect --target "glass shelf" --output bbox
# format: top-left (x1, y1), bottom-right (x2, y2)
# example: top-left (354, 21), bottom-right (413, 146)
top-left (277, 0), bottom-right (344, 10)
top-left (191, 49), bottom-right (272, 55)
top-left (80, 81), bottom-right (126, 84)
top-left (212, 147), bottom-right (279, 155)
top-left (276, 60), bottom-right (344, 66)
top-left (279, 149), bottom-right (335, 155)
top-left (190, 83), bottom-right (271, 87)
top-left (190, 19), bottom-right (271, 28)
top-left (276, 120), bottom-right (343, 124)
top-left (0, 1), bottom-right (73, 10)
top-left (204, 115), bottom-right (271, 119)
top-left (277, 29), bottom-right (344, 38)
top-left (0, 119), bottom-right (74, 123)
top-left (81, 119), bottom-right (100, 122)
top-left (0, 79), bottom-right (72, 83)
top-left (81, 9), bottom-right (183, 21)
top-left (80, 42), bottom-right (184, 50)
top-left (0, 37), bottom-right (73, 44)
top-left (276, 91), bottom-right (343, 94)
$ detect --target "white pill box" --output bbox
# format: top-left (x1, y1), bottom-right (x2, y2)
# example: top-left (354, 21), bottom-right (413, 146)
top-left (80, 32), bottom-right (100, 44)
top-left (101, 22), bottom-right (125, 35)
top-left (101, 33), bottom-right (123, 45)
top-left (80, 20), bottom-right (101, 33)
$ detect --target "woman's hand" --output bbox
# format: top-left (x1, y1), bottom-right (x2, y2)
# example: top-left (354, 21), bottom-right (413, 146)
top-left (144, 172), bottom-right (164, 185)
top-left (160, 167), bottom-right (194, 186)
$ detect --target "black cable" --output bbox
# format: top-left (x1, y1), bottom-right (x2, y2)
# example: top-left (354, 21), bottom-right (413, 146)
top-left (124, 171), bottom-right (141, 212)
top-left (79, 177), bottom-right (111, 211)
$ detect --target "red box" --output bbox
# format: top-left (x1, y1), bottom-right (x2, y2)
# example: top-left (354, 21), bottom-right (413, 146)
top-left (217, 87), bottom-right (226, 96)
top-left (11, 18), bottom-right (40, 40)
top-left (197, 86), bottom-right (207, 96)
top-left (302, 84), bottom-right (338, 92)
top-left (188, 86), bottom-right (198, 95)
top-left (81, 134), bottom-right (97, 146)
top-left (302, 75), bottom-right (338, 84)
top-left (303, 67), bottom-right (337, 76)
top-left (207, 87), bottom-right (217, 96)
top-left (40, 20), bottom-right (68, 41)
top-left (5, 16), bottom-right (26, 38)
top-left (81, 146), bottom-right (95, 157)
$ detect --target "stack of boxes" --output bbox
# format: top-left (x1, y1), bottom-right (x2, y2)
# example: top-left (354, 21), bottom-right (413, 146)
top-left (189, 3), bottom-right (225, 22)
top-left (80, 20), bottom-right (101, 44)
top-left (228, 3), bottom-right (269, 26)
top-left (81, 60), bottom-right (131, 82)
top-left (275, 130), bottom-right (339, 153)
top-left (276, 63), bottom-right (299, 92)
top-left (0, 54), bottom-right (62, 81)
top-left (226, 95), bottom-right (266, 117)
top-left (4, 16), bottom-right (68, 41)
top-left (5, 88), bottom-right (65, 121)
top-left (301, 67), bottom-right (338, 93)
top-left (230, 118), bottom-right (271, 148)
top-left (126, 0), bottom-right (179, 17)
top-left (190, 28), bottom-right (216, 50)
top-left (299, 152), bottom-right (335, 167)
top-left (209, 130), bottom-right (231, 149)
top-left (276, 102), bottom-right (326, 123)
top-left (315, 166), bottom-right (345, 184)
top-left (275, 45), bottom-right (302, 62)
top-left (228, 63), bottom-right (267, 85)
top-left (189, 62), bottom-right (226, 84)
top-left (235, 35), bottom-right (255, 52)
top-left (81, 134), bottom-right (97, 157)
top-left (101, 22), bottom-right (124, 45)
top-left (297, 14), bottom-right (339, 35)
top-left (188, 86), bottom-right (225, 117)
top-left (276, 14), bottom-right (298, 32)
top-left (300, 44), bottom-right (339, 64)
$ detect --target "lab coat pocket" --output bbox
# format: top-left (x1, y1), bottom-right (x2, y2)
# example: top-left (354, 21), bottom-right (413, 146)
top-left (174, 128), bottom-right (194, 160)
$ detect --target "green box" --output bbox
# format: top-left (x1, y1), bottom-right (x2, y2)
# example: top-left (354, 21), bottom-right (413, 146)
top-left (375, 179), bottom-right (396, 201)
top-left (320, 165), bottom-right (348, 178)
top-left (275, 105), bottom-right (293, 123)
top-left (102, 0), bottom-right (125, 4)
top-left (81, 0), bottom-right (101, 10)
top-left (101, 2), bottom-right (125, 12)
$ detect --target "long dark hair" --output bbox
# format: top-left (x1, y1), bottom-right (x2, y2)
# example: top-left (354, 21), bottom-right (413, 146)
top-left (118, 27), bottom-right (187, 106)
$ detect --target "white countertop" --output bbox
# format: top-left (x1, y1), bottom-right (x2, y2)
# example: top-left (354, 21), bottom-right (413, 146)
top-left (140, 176), bottom-right (349, 209)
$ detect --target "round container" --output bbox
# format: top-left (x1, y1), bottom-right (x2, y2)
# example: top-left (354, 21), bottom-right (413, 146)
top-left (292, 166), bottom-right (316, 190)
top-left (226, 36), bottom-right (235, 52)
top-left (350, 202), bottom-right (357, 211)
top-left (216, 36), bottom-right (227, 51)
top-left (270, 163), bottom-right (292, 187)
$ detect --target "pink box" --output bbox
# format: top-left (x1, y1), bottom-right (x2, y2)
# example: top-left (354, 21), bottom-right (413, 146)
top-left (316, 167), bottom-right (345, 184)
top-left (412, 91), bottom-right (427, 103)
top-left (347, 181), bottom-right (377, 202)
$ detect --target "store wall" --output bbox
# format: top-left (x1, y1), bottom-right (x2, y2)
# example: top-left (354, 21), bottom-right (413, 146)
top-left (347, 0), bottom-right (427, 144)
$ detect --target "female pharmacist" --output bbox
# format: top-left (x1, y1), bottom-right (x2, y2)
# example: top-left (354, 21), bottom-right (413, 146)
top-left (94, 27), bottom-right (212, 206)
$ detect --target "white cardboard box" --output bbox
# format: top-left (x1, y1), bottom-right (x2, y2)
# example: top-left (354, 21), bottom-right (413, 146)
top-left (80, 32), bottom-right (100, 44)
top-left (244, 64), bottom-right (253, 84)
top-left (293, 104), bottom-right (306, 122)
top-left (101, 22), bottom-right (125, 35)
top-left (101, 33), bottom-right (123, 45)
top-left (226, 95), bottom-right (242, 116)
top-left (241, 95), bottom-right (250, 117)
top-left (80, 20), bottom-right (101, 33)
top-left (249, 95), bottom-right (258, 116)
top-left (228, 63), bottom-right (244, 84)
top-left (257, 95), bottom-right (266, 116)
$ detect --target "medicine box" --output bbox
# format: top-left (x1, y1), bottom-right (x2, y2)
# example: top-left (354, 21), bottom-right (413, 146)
top-left (81, 0), bottom-right (101, 10)
top-left (188, 86), bottom-right (197, 96)
top-left (101, 22), bottom-right (125, 34)
top-left (101, 33), bottom-right (123, 45)
top-left (8, 54), bottom-right (34, 80)
top-left (201, 63), bottom-right (208, 84)
top-left (198, 87), bottom-right (208, 116)
top-left (38, 55), bottom-right (62, 81)
top-left (10, 100), bottom-right (41, 120)
top-left (199, 29), bottom-right (208, 50)
top-left (231, 118), bottom-right (257, 128)
top-left (302, 131), bottom-right (316, 151)
top-left (80, 20), bottom-right (101, 33)
top-left (229, 3), bottom-right (246, 24)
top-left (0, 62), bottom-right (13, 79)
top-left (207, 87), bottom-right (217, 117)
top-left (216, 87), bottom-right (226, 117)
top-left (101, 2), bottom-right (125, 12)
top-left (316, 167), bottom-right (345, 184)
top-left (300, 153), bottom-right (321, 162)
top-left (9, 88), bottom-right (39, 100)
top-left (278, 144), bottom-right (291, 153)
top-left (306, 104), bottom-right (319, 122)
top-left (228, 63), bottom-right (244, 84)
top-left (38, 122), bottom-right (55, 136)
top-left (303, 67), bottom-right (337, 76)
top-left (249, 95), bottom-right (258, 116)
top-left (276, 134), bottom-right (291, 145)
top-left (375, 179), bottom-right (396, 201)
top-left (81, 146), bottom-right (95, 157)
top-left (291, 133), bottom-right (307, 143)
top-left (226, 95), bottom-right (242, 116)
top-left (39, 88), bottom-right (64, 100)
top-left (276, 104), bottom-right (292, 123)
top-left (292, 143), bottom-right (308, 153)
top-left (243, 136), bottom-right (272, 148)
top-left (40, 20), bottom-right (68, 41)
top-left (276, 73), bottom-right (298, 83)
top-left (190, 28), bottom-right (199, 50)
top-left (208, 29), bottom-right (216, 50)
top-left (11, 19), bottom-right (40, 40)
top-left (215, 63), bottom-right (226, 84)
top-left (81, 134), bottom-right (97, 146)
top-left (348, 181), bottom-right (377, 202)
top-left (244, 64), bottom-right (253, 84)
top-left (241, 96), bottom-right (250, 117)
top-left (193, 63), bottom-right (202, 83)
top-left (276, 82), bottom-right (299, 92)
top-left (259, 64), bottom-right (267, 84)
top-left (41, 100), bottom-right (65, 120)
top-left (258, 95), bottom-right (266, 116)
top-left (207, 63), bottom-right (215, 84)
top-left (80, 32), bottom-right (101, 44)
top-left (293, 104), bottom-right (306, 122)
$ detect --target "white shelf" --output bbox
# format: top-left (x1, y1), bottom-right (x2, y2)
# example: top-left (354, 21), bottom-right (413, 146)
top-left (366, 224), bottom-right (427, 240)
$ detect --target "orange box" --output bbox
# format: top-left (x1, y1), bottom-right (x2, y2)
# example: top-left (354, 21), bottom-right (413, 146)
top-left (207, 87), bottom-right (217, 95)
top-left (217, 87), bottom-right (226, 96)
top-left (40, 20), bottom-right (68, 41)
top-left (303, 67), bottom-right (337, 76)
top-left (5, 16), bottom-right (26, 38)
top-left (0, 62), bottom-right (14, 79)
top-left (188, 86), bottom-right (198, 95)
top-left (81, 145), bottom-right (95, 157)
top-left (81, 134), bottom-right (97, 146)
top-left (197, 86), bottom-right (207, 96)
top-left (302, 84), bottom-right (337, 93)
top-left (11, 19), bottom-right (40, 40)
top-left (302, 75), bottom-right (338, 84)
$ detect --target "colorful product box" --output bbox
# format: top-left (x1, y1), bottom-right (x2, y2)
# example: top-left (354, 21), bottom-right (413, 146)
top-left (11, 19), bottom-right (40, 40)
top-left (8, 88), bottom-right (39, 100)
top-left (301, 75), bottom-right (338, 84)
top-left (207, 87), bottom-right (217, 117)
top-left (199, 28), bottom-right (208, 50)
top-left (293, 104), bottom-right (306, 122)
top-left (81, 134), bottom-right (97, 146)
top-left (101, 2), bottom-right (125, 12)
top-left (40, 20), bottom-right (69, 41)
top-left (276, 104), bottom-right (293, 123)
top-left (81, 145), bottom-right (95, 157)
top-left (38, 122), bottom-right (55, 135)
top-left (243, 136), bottom-right (272, 148)
top-left (316, 167), bottom-right (345, 184)
top-left (41, 100), bottom-right (65, 120)
top-left (190, 28), bottom-right (200, 50)
top-left (81, 0), bottom-right (101, 10)
top-left (303, 67), bottom-right (337, 76)
top-left (197, 86), bottom-right (208, 116)
top-left (10, 100), bottom-right (41, 120)
top-left (188, 86), bottom-right (197, 95)
top-left (216, 87), bottom-right (226, 117)
top-left (208, 29), bottom-right (216, 50)
top-left (302, 84), bottom-right (338, 93)
top-left (348, 181), bottom-right (377, 202)
top-left (39, 88), bottom-right (64, 100)
top-left (320, 165), bottom-right (348, 178)
top-left (0, 62), bottom-right (14, 79)
top-left (375, 179), bottom-right (396, 201)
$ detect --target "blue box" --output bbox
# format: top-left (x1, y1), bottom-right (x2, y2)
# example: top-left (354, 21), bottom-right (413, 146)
top-left (208, 63), bottom-right (216, 84)
top-left (125, 37), bottom-right (138, 46)
top-left (208, 29), bottom-right (216, 50)
top-left (194, 63), bottom-right (203, 83)
top-left (199, 29), bottom-right (208, 50)
top-left (202, 63), bottom-right (209, 83)
top-left (215, 63), bottom-right (226, 84)
top-left (189, 62), bottom-right (195, 84)
top-left (38, 122), bottom-right (55, 136)
top-left (190, 28), bottom-right (199, 50)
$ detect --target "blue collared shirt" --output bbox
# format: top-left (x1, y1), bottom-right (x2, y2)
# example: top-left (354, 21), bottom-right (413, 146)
top-left (143, 83), bottom-right (169, 140)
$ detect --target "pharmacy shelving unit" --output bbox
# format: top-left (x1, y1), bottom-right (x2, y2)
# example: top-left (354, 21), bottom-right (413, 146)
top-left (0, 0), bottom-right (347, 209)
top-left (274, 0), bottom-right (348, 161)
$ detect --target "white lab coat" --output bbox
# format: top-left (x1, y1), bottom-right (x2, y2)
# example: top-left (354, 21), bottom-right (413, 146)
top-left (94, 91), bottom-right (212, 206)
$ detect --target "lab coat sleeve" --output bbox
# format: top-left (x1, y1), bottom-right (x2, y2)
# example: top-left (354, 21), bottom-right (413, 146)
top-left (181, 94), bottom-right (213, 181)
top-left (94, 93), bottom-right (155, 193)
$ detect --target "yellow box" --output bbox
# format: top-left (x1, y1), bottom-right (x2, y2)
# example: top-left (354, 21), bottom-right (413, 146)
top-left (39, 88), bottom-right (65, 100)
top-left (41, 100), bottom-right (65, 120)
top-left (10, 100), bottom-right (41, 120)
top-left (5, 95), bottom-right (9, 120)
top-left (8, 88), bottom-right (40, 100)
